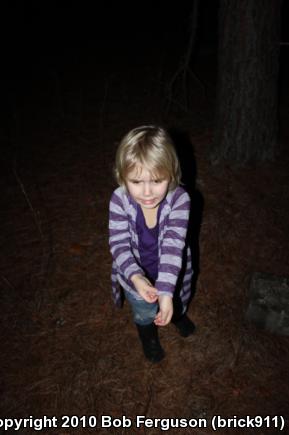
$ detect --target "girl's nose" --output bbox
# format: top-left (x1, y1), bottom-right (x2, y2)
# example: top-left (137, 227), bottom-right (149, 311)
top-left (143, 182), bottom-right (152, 196)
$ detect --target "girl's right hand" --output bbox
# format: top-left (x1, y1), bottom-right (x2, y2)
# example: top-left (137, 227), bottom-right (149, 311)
top-left (130, 274), bottom-right (158, 303)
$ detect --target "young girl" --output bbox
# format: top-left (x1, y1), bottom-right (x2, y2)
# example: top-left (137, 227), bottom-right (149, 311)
top-left (109, 125), bottom-right (195, 363)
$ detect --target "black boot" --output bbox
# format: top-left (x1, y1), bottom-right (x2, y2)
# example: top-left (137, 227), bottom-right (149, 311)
top-left (172, 314), bottom-right (196, 337)
top-left (136, 323), bottom-right (165, 363)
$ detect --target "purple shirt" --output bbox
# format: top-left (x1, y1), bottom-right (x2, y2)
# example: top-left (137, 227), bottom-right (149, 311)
top-left (136, 204), bottom-right (162, 283)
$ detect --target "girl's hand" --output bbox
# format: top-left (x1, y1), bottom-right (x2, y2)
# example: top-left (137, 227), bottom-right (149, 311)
top-left (154, 294), bottom-right (173, 326)
top-left (131, 274), bottom-right (158, 303)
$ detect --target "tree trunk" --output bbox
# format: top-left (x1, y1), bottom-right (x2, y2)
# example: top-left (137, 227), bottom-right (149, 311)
top-left (210, 0), bottom-right (282, 164)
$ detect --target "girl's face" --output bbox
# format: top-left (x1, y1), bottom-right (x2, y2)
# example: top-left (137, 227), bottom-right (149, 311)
top-left (125, 165), bottom-right (170, 209)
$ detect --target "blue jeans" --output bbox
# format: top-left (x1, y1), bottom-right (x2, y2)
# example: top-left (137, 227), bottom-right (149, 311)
top-left (124, 290), bottom-right (158, 326)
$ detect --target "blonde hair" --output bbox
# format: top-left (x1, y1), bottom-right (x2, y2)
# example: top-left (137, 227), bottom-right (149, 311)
top-left (114, 125), bottom-right (181, 190)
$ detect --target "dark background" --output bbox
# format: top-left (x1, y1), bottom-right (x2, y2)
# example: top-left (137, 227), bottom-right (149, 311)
top-left (2, 1), bottom-right (288, 143)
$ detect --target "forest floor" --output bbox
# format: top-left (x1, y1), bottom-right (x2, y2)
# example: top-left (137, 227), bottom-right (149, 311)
top-left (1, 42), bottom-right (289, 434)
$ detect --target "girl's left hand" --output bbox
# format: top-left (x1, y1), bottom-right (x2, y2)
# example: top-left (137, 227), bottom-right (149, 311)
top-left (131, 274), bottom-right (158, 303)
top-left (154, 294), bottom-right (173, 326)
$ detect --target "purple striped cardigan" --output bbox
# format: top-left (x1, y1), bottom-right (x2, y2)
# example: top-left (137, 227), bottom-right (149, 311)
top-left (109, 186), bottom-right (193, 308)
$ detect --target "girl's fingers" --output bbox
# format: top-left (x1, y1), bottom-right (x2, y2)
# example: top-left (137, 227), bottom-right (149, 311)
top-left (145, 287), bottom-right (158, 302)
top-left (154, 313), bottom-right (160, 322)
top-left (154, 312), bottom-right (163, 325)
top-left (146, 286), bottom-right (158, 294)
top-left (154, 310), bottom-right (172, 326)
top-left (142, 291), bottom-right (158, 303)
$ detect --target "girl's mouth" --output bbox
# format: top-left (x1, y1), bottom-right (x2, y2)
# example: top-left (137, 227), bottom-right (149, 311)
top-left (141, 199), bottom-right (155, 205)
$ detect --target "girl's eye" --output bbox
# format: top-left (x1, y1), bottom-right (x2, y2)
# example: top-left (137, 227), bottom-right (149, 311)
top-left (128, 179), bottom-right (164, 184)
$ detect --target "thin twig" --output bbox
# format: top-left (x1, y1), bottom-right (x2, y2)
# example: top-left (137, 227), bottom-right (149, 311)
top-left (165, 0), bottom-right (206, 114)
top-left (12, 165), bottom-right (53, 297)
top-left (13, 166), bottom-right (44, 241)
top-left (1, 275), bottom-right (15, 290)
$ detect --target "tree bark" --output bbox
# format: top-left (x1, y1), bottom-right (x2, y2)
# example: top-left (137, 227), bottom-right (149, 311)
top-left (211, 0), bottom-right (282, 164)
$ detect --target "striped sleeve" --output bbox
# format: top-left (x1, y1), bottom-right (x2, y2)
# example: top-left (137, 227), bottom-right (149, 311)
top-left (109, 189), bottom-right (143, 282)
top-left (156, 188), bottom-right (190, 296)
